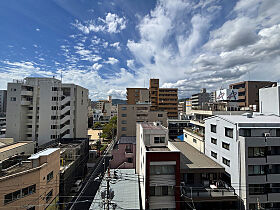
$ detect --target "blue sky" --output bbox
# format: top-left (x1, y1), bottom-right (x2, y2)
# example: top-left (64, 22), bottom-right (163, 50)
top-left (1, 0), bottom-right (280, 100)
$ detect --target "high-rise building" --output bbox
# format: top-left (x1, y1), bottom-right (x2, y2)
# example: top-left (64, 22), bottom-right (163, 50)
top-left (149, 79), bottom-right (178, 119)
top-left (0, 90), bottom-right (7, 116)
top-left (6, 77), bottom-right (88, 146)
top-left (205, 113), bottom-right (280, 209)
top-left (229, 81), bottom-right (276, 111)
top-left (126, 88), bottom-right (149, 104)
top-left (117, 104), bottom-right (167, 139)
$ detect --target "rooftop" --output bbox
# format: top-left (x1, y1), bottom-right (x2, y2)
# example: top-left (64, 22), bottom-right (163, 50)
top-left (171, 141), bottom-right (224, 173)
top-left (0, 161), bottom-right (32, 178)
top-left (119, 136), bottom-right (136, 144)
top-left (141, 122), bottom-right (166, 130)
top-left (147, 147), bottom-right (170, 151)
top-left (0, 142), bottom-right (31, 153)
top-left (28, 148), bottom-right (59, 160)
top-left (90, 169), bottom-right (140, 210)
top-left (214, 113), bottom-right (280, 124)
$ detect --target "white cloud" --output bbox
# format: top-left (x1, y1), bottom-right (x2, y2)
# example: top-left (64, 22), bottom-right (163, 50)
top-left (36, 28), bottom-right (40, 31)
top-left (104, 13), bottom-right (126, 33)
top-left (104, 57), bottom-right (119, 65)
top-left (92, 63), bottom-right (102, 70)
top-left (126, 59), bottom-right (135, 69)
top-left (110, 42), bottom-right (121, 50)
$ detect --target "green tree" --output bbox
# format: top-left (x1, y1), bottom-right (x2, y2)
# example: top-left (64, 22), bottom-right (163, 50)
top-left (101, 116), bottom-right (117, 140)
top-left (92, 122), bottom-right (103, 129)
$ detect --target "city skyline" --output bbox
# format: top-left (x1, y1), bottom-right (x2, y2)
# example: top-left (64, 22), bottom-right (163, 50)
top-left (0, 0), bottom-right (280, 100)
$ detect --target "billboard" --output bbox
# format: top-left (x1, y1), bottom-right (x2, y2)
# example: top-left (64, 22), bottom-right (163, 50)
top-left (216, 89), bottom-right (238, 101)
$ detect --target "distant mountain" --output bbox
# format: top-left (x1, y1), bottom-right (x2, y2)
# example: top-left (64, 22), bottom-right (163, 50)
top-left (112, 99), bottom-right (126, 105)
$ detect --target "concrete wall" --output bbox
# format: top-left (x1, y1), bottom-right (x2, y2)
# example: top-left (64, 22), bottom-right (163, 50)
top-left (259, 85), bottom-right (280, 115)
top-left (183, 129), bottom-right (204, 153)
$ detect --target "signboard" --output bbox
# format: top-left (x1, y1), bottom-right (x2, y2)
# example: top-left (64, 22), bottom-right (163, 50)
top-left (216, 89), bottom-right (238, 101)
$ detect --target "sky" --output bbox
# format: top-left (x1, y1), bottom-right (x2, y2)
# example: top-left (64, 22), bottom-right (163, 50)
top-left (0, 0), bottom-right (280, 100)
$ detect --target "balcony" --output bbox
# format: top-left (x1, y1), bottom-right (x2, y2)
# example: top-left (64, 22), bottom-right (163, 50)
top-left (21, 91), bottom-right (33, 96)
top-left (184, 128), bottom-right (204, 138)
top-left (21, 100), bottom-right (31, 106)
top-left (181, 183), bottom-right (237, 202)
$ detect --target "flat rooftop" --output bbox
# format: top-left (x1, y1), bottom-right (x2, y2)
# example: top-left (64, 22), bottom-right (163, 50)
top-left (0, 161), bottom-right (32, 178)
top-left (215, 113), bottom-right (280, 124)
top-left (0, 142), bottom-right (30, 153)
top-left (171, 141), bottom-right (224, 173)
top-left (29, 148), bottom-right (59, 160)
top-left (141, 122), bottom-right (166, 130)
top-left (90, 169), bottom-right (140, 210)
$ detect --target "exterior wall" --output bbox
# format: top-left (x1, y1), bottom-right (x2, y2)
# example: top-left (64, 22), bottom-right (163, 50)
top-left (0, 141), bottom-right (35, 161)
top-left (109, 143), bottom-right (136, 169)
top-left (0, 149), bottom-right (60, 210)
top-left (127, 88), bottom-right (149, 104)
top-left (183, 129), bottom-right (204, 153)
top-left (0, 90), bottom-right (7, 115)
top-left (259, 85), bottom-right (280, 115)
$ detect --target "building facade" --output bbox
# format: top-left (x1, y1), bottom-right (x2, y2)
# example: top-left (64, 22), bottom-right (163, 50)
top-left (229, 81), bottom-right (276, 111)
top-left (0, 90), bottom-right (7, 116)
top-left (205, 113), bottom-right (280, 209)
top-left (0, 148), bottom-right (60, 210)
top-left (6, 77), bottom-right (88, 146)
top-left (117, 104), bottom-right (167, 139)
top-left (191, 88), bottom-right (210, 110)
top-left (259, 83), bottom-right (280, 116)
top-left (126, 88), bottom-right (149, 104)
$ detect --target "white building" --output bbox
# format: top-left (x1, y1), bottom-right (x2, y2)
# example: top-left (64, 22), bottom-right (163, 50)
top-left (6, 77), bottom-right (88, 146)
top-left (205, 113), bottom-right (280, 210)
top-left (259, 84), bottom-right (280, 116)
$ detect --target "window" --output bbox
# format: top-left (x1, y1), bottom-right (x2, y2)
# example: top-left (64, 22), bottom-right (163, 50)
top-left (240, 128), bottom-right (251, 137)
top-left (248, 147), bottom-right (265, 158)
top-left (121, 114), bottom-right (127, 117)
top-left (121, 127), bottom-right (126, 131)
top-left (4, 193), bottom-right (12, 204)
top-left (271, 146), bottom-right (280, 155)
top-left (121, 120), bottom-right (127, 124)
top-left (127, 158), bottom-right (133, 163)
top-left (222, 142), bottom-right (230, 150)
top-left (4, 184), bottom-right (36, 205)
top-left (225, 127), bottom-right (233, 138)
top-left (271, 183), bottom-right (280, 193)
top-left (211, 151), bottom-right (217, 159)
top-left (162, 186), bottom-right (168, 196)
top-left (52, 87), bottom-right (58, 91)
top-left (276, 129), bottom-right (280, 137)
top-left (158, 114), bottom-right (163, 117)
top-left (248, 165), bottom-right (265, 175)
top-left (125, 145), bottom-right (132, 152)
top-left (211, 138), bottom-right (217, 145)
top-left (22, 187), bottom-right (29, 197)
top-left (46, 189), bottom-right (53, 202)
top-left (270, 164), bottom-right (280, 174)
top-left (47, 171), bottom-right (53, 182)
top-left (154, 136), bottom-right (165, 143)
top-left (29, 185), bottom-right (36, 194)
top-left (222, 157), bottom-right (230, 167)
top-left (150, 165), bottom-right (175, 175)
top-left (11, 97), bottom-right (16, 101)
top-left (149, 186), bottom-right (174, 196)
top-left (249, 184), bottom-right (266, 195)
top-left (51, 106), bottom-right (59, 110)
top-left (51, 116), bottom-right (59, 120)
top-left (211, 124), bottom-right (216, 133)
top-left (121, 106), bottom-right (127, 110)
top-left (28, 107), bottom-right (33, 110)
top-left (27, 125), bottom-right (32, 128)
top-left (193, 138), bottom-right (197, 143)
top-left (51, 125), bottom-right (58, 129)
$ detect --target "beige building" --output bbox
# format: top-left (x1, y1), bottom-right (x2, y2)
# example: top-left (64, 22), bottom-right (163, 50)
top-left (6, 77), bottom-right (88, 146)
top-left (0, 148), bottom-right (60, 210)
top-left (0, 140), bottom-right (35, 161)
top-left (126, 88), bottom-right (149, 104)
top-left (117, 104), bottom-right (167, 139)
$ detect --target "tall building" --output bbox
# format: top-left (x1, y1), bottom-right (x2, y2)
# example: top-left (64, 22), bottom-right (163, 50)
top-left (205, 113), bottom-right (280, 209)
top-left (259, 83), bottom-right (280, 116)
top-left (0, 90), bottom-right (7, 116)
top-left (0, 148), bottom-right (60, 210)
top-left (229, 81), bottom-right (276, 111)
top-left (117, 104), bottom-right (167, 139)
top-left (149, 79), bottom-right (178, 119)
top-left (126, 88), bottom-right (149, 104)
top-left (6, 77), bottom-right (88, 146)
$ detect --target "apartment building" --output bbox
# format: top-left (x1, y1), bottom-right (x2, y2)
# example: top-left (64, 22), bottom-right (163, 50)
top-left (136, 122), bottom-right (181, 210)
top-left (205, 113), bottom-right (280, 209)
top-left (259, 83), bottom-right (280, 116)
top-left (117, 104), bottom-right (167, 139)
top-left (0, 90), bottom-right (7, 116)
top-left (0, 148), bottom-right (60, 210)
top-left (6, 77), bottom-right (88, 146)
top-left (168, 119), bottom-right (189, 140)
top-left (0, 140), bottom-right (35, 161)
top-left (126, 88), bottom-right (149, 104)
top-left (149, 79), bottom-right (178, 119)
top-left (191, 88), bottom-right (210, 110)
top-left (109, 136), bottom-right (136, 169)
top-left (229, 81), bottom-right (276, 111)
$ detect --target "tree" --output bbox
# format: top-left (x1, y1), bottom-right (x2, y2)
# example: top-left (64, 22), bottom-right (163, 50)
top-left (101, 116), bottom-right (117, 140)
top-left (92, 122), bottom-right (103, 129)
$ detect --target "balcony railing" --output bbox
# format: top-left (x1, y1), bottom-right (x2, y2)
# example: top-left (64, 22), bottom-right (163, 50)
top-left (185, 127), bottom-right (204, 137)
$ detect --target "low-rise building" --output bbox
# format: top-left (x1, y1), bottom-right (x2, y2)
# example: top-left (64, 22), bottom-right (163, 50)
top-left (110, 136), bottom-right (136, 169)
top-left (205, 113), bottom-right (280, 209)
top-left (117, 104), bottom-right (167, 139)
top-left (0, 148), bottom-right (60, 210)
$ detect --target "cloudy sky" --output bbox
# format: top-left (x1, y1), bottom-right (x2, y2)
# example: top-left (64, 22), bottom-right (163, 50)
top-left (1, 0), bottom-right (280, 100)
